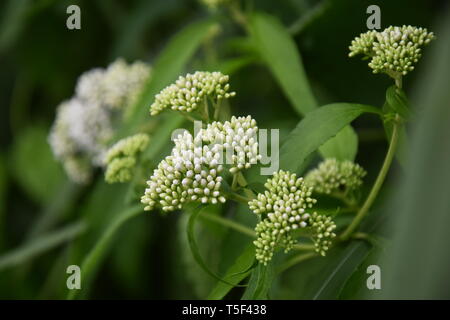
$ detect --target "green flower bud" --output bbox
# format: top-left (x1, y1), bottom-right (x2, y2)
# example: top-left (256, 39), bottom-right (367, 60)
top-left (104, 133), bottom-right (150, 184)
top-left (349, 25), bottom-right (435, 79)
top-left (249, 170), bottom-right (318, 265)
top-left (150, 71), bottom-right (235, 116)
top-left (305, 158), bottom-right (366, 195)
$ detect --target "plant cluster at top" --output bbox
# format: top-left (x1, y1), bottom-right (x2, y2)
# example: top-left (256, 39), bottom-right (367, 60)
top-left (349, 25), bottom-right (435, 80)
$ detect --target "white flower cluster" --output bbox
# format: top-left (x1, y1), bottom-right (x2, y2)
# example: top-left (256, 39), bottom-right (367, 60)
top-left (201, 116), bottom-right (261, 173)
top-left (150, 71), bottom-right (235, 115)
top-left (141, 131), bottom-right (226, 212)
top-left (305, 158), bottom-right (366, 195)
top-left (349, 25), bottom-right (435, 78)
top-left (49, 59), bottom-right (151, 184)
top-left (105, 133), bottom-right (150, 184)
top-left (141, 115), bottom-right (261, 212)
top-left (76, 59), bottom-right (151, 110)
top-left (249, 170), bottom-right (317, 265)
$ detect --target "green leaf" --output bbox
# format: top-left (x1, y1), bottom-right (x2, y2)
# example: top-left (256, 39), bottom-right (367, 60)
top-left (338, 246), bottom-right (383, 299)
top-left (241, 262), bottom-right (274, 300)
top-left (124, 18), bottom-right (217, 134)
top-left (319, 125), bottom-right (358, 161)
top-left (110, 0), bottom-right (177, 59)
top-left (278, 103), bottom-right (381, 173)
top-left (385, 85), bottom-right (410, 119)
top-left (68, 205), bottom-right (143, 300)
top-left (0, 221), bottom-right (86, 271)
top-left (309, 241), bottom-right (371, 299)
top-left (250, 12), bottom-right (316, 115)
top-left (187, 205), bottom-right (244, 287)
top-left (9, 125), bottom-right (65, 204)
top-left (249, 12), bottom-right (359, 162)
top-left (207, 244), bottom-right (256, 300)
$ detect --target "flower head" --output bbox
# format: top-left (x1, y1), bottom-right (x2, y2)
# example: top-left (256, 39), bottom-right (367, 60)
top-left (249, 170), bottom-right (318, 264)
top-left (305, 158), bottom-right (366, 195)
top-left (49, 59), bottom-right (151, 184)
top-left (150, 71), bottom-right (235, 116)
top-left (141, 131), bottom-right (226, 212)
top-left (349, 25), bottom-right (435, 78)
top-left (201, 116), bottom-right (261, 173)
top-left (104, 133), bottom-right (150, 183)
top-left (76, 59), bottom-right (151, 111)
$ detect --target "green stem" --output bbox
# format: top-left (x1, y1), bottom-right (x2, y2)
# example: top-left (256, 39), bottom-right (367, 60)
top-left (201, 211), bottom-right (255, 238)
top-left (341, 117), bottom-right (401, 240)
top-left (213, 100), bottom-right (221, 120)
top-left (227, 191), bottom-right (252, 204)
top-left (67, 205), bottom-right (143, 300)
top-left (203, 98), bottom-right (210, 122)
top-left (395, 76), bottom-right (403, 89)
top-left (330, 191), bottom-right (358, 211)
top-left (292, 243), bottom-right (316, 251)
top-left (231, 173), bottom-right (238, 191)
top-left (277, 252), bottom-right (317, 274)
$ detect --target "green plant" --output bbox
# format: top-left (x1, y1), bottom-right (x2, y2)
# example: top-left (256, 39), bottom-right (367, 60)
top-left (1, 0), bottom-right (441, 300)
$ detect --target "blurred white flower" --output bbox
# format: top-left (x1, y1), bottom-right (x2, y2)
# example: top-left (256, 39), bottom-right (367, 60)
top-left (49, 59), bottom-right (151, 184)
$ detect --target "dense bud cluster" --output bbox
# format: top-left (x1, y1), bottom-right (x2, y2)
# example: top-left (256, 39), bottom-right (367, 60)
top-left (309, 212), bottom-right (336, 256)
top-left (349, 25), bottom-right (435, 78)
top-left (249, 170), bottom-right (317, 265)
top-left (104, 133), bottom-right (150, 183)
top-left (150, 71), bottom-right (235, 115)
top-left (305, 159), bottom-right (366, 195)
top-left (201, 116), bottom-right (261, 173)
top-left (141, 131), bottom-right (226, 212)
top-left (141, 115), bottom-right (261, 212)
top-left (49, 59), bottom-right (151, 184)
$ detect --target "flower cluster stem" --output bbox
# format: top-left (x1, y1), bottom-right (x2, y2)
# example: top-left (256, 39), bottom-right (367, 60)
top-left (201, 211), bottom-right (255, 237)
top-left (341, 116), bottom-right (401, 241)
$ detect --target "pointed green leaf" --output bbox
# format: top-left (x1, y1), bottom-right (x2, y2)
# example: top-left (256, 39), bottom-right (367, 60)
top-left (278, 103), bottom-right (381, 173)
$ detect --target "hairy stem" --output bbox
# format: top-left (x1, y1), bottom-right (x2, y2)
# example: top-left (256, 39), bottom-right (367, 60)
top-left (341, 116), bottom-right (401, 240)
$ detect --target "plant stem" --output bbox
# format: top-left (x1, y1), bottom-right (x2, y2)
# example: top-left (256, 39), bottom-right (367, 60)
top-left (277, 252), bottom-right (317, 273)
top-left (201, 211), bottom-right (255, 238)
top-left (231, 173), bottom-right (238, 191)
top-left (330, 191), bottom-right (358, 211)
top-left (292, 243), bottom-right (316, 251)
top-left (203, 98), bottom-right (210, 121)
top-left (341, 116), bottom-right (401, 240)
top-left (213, 100), bottom-right (221, 120)
top-left (395, 76), bottom-right (403, 89)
